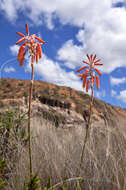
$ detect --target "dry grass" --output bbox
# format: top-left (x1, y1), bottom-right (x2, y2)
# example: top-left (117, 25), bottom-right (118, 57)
top-left (1, 111), bottom-right (126, 190)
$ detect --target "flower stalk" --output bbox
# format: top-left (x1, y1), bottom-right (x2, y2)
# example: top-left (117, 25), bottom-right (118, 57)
top-left (28, 62), bottom-right (34, 177)
top-left (79, 72), bottom-right (94, 171)
top-left (77, 54), bottom-right (103, 174)
top-left (16, 24), bottom-right (45, 179)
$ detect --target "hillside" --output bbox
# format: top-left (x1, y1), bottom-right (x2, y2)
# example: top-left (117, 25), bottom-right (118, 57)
top-left (0, 78), bottom-right (126, 129)
top-left (0, 78), bottom-right (126, 189)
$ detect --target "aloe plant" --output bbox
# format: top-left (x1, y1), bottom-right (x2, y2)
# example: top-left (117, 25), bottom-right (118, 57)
top-left (77, 54), bottom-right (103, 173)
top-left (16, 24), bottom-right (45, 178)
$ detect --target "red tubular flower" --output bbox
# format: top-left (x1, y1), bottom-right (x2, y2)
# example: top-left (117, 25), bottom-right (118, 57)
top-left (37, 43), bottom-right (42, 58)
top-left (36, 54), bottom-right (39, 64)
top-left (17, 43), bottom-right (26, 67)
top-left (16, 24), bottom-right (45, 66)
top-left (94, 68), bottom-right (101, 76)
top-left (82, 60), bottom-right (89, 65)
top-left (35, 36), bottom-right (45, 44)
top-left (77, 66), bottom-right (87, 72)
top-left (83, 74), bottom-right (87, 88)
top-left (16, 37), bottom-right (26, 45)
top-left (94, 59), bottom-right (101, 64)
top-left (96, 75), bottom-right (100, 89)
top-left (93, 54), bottom-right (96, 61)
top-left (86, 80), bottom-right (90, 92)
top-left (19, 52), bottom-right (26, 67)
top-left (16, 32), bottom-right (25, 37)
top-left (93, 75), bottom-right (95, 85)
top-left (77, 54), bottom-right (103, 92)
top-left (25, 24), bottom-right (29, 35)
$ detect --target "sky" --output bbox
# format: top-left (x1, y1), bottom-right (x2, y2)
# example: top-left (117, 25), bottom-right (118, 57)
top-left (0, 0), bottom-right (126, 108)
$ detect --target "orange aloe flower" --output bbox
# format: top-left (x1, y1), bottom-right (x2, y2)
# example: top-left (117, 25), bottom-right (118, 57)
top-left (77, 54), bottom-right (103, 92)
top-left (16, 24), bottom-right (45, 66)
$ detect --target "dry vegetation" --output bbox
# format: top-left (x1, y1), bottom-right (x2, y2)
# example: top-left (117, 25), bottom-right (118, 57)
top-left (1, 79), bottom-right (126, 189)
top-left (0, 109), bottom-right (126, 190)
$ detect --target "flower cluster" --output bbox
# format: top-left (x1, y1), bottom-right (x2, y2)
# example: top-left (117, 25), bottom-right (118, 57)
top-left (16, 24), bottom-right (45, 66)
top-left (77, 54), bottom-right (103, 92)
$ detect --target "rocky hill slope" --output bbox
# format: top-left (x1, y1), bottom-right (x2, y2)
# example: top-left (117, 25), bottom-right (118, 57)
top-left (0, 78), bottom-right (126, 129)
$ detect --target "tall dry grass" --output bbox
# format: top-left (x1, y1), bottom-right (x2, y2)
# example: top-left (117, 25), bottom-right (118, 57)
top-left (1, 111), bottom-right (126, 190)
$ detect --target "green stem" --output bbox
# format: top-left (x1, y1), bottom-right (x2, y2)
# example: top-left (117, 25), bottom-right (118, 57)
top-left (28, 62), bottom-right (34, 178)
top-left (79, 76), bottom-right (94, 174)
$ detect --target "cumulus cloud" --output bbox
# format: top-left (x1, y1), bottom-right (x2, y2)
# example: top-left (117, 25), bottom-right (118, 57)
top-left (3, 0), bottom-right (126, 76)
top-left (95, 90), bottom-right (106, 99)
top-left (25, 54), bottom-right (84, 91)
top-left (110, 89), bottom-right (126, 104)
top-left (110, 76), bottom-right (126, 86)
top-left (0, 0), bottom-right (17, 22)
top-left (0, 0), bottom-right (112, 27)
top-left (4, 66), bottom-right (15, 73)
top-left (111, 89), bottom-right (117, 97)
top-left (10, 45), bottom-right (19, 56)
top-left (57, 6), bottom-right (126, 73)
top-left (117, 90), bottom-right (126, 103)
top-left (57, 40), bottom-right (84, 69)
top-left (112, 0), bottom-right (125, 4)
top-left (83, 7), bottom-right (126, 73)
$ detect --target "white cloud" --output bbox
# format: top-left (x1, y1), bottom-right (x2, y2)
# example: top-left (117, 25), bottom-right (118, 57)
top-left (112, 0), bottom-right (124, 4)
top-left (25, 54), bottom-right (84, 91)
top-left (111, 89), bottom-right (117, 97)
top-left (110, 76), bottom-right (126, 86)
top-left (0, 0), bottom-right (116, 28)
top-left (4, 66), bottom-right (15, 73)
top-left (0, 0), bottom-right (125, 30)
top-left (10, 45), bottom-right (19, 55)
top-left (117, 90), bottom-right (126, 103)
top-left (95, 90), bottom-right (106, 99)
top-left (75, 7), bottom-right (126, 73)
top-left (76, 29), bottom-right (85, 44)
top-left (0, 0), bottom-right (17, 22)
top-left (44, 13), bottom-right (55, 29)
top-left (2, 0), bottom-right (126, 74)
top-left (24, 54), bottom-right (91, 95)
top-left (57, 40), bottom-right (84, 69)
top-left (110, 89), bottom-right (126, 105)
top-left (57, 6), bottom-right (126, 73)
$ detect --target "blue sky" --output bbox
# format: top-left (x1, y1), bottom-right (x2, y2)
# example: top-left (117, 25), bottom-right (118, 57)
top-left (0, 0), bottom-right (126, 108)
